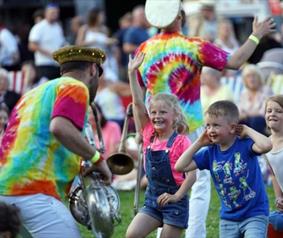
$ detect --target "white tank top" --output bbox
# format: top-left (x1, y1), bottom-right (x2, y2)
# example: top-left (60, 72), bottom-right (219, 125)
top-left (84, 30), bottom-right (108, 52)
top-left (266, 148), bottom-right (283, 192)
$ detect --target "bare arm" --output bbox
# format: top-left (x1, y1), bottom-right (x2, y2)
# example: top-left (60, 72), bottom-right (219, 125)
top-left (128, 53), bottom-right (149, 132)
top-left (50, 116), bottom-right (112, 183)
top-left (271, 174), bottom-right (283, 200)
top-left (175, 141), bottom-right (200, 172)
top-left (75, 25), bottom-right (88, 46)
top-left (28, 42), bottom-right (52, 58)
top-left (235, 124), bottom-right (272, 154)
top-left (175, 130), bottom-right (210, 172)
top-left (50, 116), bottom-right (95, 159)
top-left (226, 17), bottom-right (276, 69)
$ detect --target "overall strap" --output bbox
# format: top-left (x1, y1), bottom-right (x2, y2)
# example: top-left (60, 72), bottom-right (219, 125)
top-left (149, 131), bottom-right (178, 148)
top-left (166, 131), bottom-right (178, 148)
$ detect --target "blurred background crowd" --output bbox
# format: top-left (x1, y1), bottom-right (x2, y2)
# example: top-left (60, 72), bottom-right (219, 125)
top-left (0, 0), bottom-right (283, 189)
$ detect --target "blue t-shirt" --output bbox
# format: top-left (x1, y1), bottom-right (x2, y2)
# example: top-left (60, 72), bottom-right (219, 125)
top-left (194, 137), bottom-right (269, 221)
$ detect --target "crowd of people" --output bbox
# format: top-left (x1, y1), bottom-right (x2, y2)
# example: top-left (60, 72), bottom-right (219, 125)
top-left (0, 0), bottom-right (283, 237)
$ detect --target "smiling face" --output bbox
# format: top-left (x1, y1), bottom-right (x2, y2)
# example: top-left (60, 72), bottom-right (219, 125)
top-left (205, 114), bottom-right (235, 146)
top-left (149, 100), bottom-right (175, 135)
top-left (265, 100), bottom-right (283, 133)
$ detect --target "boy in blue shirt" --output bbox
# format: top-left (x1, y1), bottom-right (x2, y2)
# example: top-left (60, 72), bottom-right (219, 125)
top-left (175, 100), bottom-right (272, 238)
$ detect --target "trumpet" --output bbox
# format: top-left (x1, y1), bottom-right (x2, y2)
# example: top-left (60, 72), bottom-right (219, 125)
top-left (107, 103), bottom-right (135, 175)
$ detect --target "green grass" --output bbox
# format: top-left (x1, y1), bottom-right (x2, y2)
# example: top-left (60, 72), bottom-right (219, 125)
top-left (79, 185), bottom-right (276, 238)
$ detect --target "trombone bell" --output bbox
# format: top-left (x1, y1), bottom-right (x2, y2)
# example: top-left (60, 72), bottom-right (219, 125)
top-left (107, 153), bottom-right (134, 175)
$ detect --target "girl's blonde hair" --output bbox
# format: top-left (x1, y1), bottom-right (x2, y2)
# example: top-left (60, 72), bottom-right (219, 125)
top-left (149, 93), bottom-right (189, 134)
top-left (265, 95), bottom-right (283, 112)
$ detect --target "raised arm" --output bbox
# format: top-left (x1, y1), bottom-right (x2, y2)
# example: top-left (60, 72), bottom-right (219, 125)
top-left (128, 53), bottom-right (149, 132)
top-left (175, 130), bottom-right (210, 172)
top-left (226, 16), bottom-right (276, 69)
top-left (235, 124), bottom-right (272, 154)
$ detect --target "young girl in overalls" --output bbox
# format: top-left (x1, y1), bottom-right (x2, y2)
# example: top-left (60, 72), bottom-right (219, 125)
top-left (126, 53), bottom-right (196, 238)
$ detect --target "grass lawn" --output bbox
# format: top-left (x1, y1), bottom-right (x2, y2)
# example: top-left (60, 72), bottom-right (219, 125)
top-left (79, 185), bottom-right (276, 238)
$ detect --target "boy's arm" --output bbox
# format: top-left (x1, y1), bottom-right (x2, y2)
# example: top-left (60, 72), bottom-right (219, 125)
top-left (235, 124), bottom-right (272, 154)
top-left (175, 131), bottom-right (210, 172)
top-left (128, 53), bottom-right (149, 132)
top-left (174, 142), bottom-right (199, 172)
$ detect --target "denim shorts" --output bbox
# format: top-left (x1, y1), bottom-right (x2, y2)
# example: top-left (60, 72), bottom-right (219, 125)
top-left (140, 196), bottom-right (189, 229)
top-left (220, 215), bottom-right (268, 238)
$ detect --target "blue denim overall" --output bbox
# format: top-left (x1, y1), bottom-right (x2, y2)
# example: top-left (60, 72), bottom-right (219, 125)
top-left (140, 132), bottom-right (189, 228)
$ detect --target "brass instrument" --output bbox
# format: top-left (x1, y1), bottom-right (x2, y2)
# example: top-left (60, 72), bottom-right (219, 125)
top-left (69, 103), bottom-right (121, 238)
top-left (107, 103), bottom-right (135, 175)
top-left (69, 165), bottom-right (121, 238)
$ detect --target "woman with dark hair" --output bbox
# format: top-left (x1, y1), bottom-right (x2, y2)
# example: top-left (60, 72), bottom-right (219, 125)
top-left (76, 8), bottom-right (119, 82)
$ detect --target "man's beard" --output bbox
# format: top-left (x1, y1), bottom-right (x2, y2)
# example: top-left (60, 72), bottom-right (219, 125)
top-left (88, 72), bottom-right (99, 104)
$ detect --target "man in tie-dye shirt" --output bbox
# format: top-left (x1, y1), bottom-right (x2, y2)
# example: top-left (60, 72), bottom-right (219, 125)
top-left (138, 1), bottom-right (276, 238)
top-left (0, 46), bottom-right (112, 238)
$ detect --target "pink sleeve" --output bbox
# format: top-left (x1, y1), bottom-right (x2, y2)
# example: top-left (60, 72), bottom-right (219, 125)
top-left (170, 135), bottom-right (192, 185)
top-left (170, 135), bottom-right (191, 163)
top-left (199, 40), bottom-right (230, 71)
top-left (141, 122), bottom-right (155, 149)
top-left (52, 83), bottom-right (89, 130)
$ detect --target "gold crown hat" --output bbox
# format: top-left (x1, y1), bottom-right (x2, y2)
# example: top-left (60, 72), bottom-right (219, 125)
top-left (52, 46), bottom-right (106, 76)
top-left (145, 0), bottom-right (182, 28)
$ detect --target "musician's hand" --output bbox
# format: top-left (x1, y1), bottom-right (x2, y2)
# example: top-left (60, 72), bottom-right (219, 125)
top-left (94, 160), bottom-right (112, 185)
top-left (81, 163), bottom-right (95, 177)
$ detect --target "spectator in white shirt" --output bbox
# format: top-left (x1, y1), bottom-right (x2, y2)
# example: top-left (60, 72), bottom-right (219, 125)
top-left (28, 3), bottom-right (66, 80)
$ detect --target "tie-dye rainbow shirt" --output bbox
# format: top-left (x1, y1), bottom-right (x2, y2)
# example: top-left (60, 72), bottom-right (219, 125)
top-left (0, 77), bottom-right (89, 200)
top-left (136, 32), bottom-right (229, 132)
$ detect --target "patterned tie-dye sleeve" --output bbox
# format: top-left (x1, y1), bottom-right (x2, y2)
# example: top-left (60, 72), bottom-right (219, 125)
top-left (52, 82), bottom-right (89, 130)
top-left (198, 40), bottom-right (230, 71)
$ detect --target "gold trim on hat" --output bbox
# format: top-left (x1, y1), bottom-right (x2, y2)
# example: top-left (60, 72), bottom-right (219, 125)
top-left (52, 46), bottom-right (106, 65)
